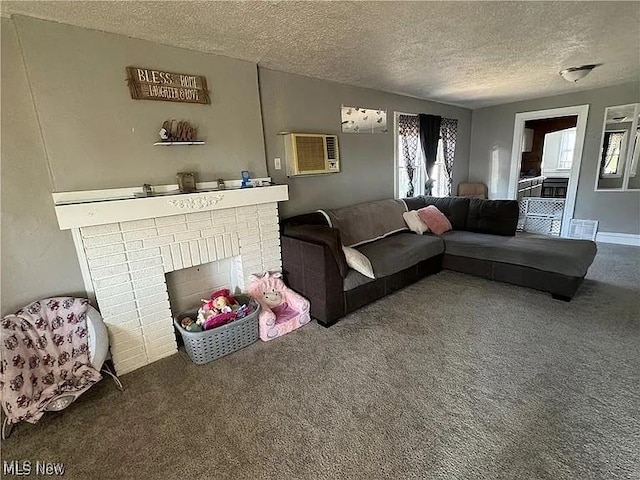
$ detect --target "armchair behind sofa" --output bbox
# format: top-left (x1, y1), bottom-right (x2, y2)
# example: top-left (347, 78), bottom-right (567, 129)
top-left (457, 182), bottom-right (488, 199)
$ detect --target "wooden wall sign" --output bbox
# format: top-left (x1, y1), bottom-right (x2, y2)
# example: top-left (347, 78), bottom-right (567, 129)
top-left (126, 66), bottom-right (211, 105)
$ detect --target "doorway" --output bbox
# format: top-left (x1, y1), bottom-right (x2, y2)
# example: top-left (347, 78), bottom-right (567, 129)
top-left (508, 105), bottom-right (589, 237)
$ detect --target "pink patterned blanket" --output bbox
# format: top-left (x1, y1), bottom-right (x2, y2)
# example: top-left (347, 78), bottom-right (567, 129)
top-left (0, 297), bottom-right (102, 424)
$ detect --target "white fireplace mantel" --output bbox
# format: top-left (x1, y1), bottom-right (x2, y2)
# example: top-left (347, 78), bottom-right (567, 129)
top-left (54, 182), bottom-right (288, 230)
top-left (53, 181), bottom-right (288, 374)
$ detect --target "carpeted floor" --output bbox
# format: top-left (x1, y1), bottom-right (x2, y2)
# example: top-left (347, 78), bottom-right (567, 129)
top-left (2, 243), bottom-right (639, 480)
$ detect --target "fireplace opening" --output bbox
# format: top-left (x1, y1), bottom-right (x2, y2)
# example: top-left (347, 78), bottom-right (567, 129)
top-left (166, 258), bottom-right (241, 317)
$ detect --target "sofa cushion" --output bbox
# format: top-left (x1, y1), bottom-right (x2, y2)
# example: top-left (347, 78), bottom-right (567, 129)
top-left (402, 196), bottom-right (427, 211)
top-left (343, 269), bottom-right (375, 291)
top-left (342, 246), bottom-right (375, 279)
top-left (465, 199), bottom-right (519, 236)
top-left (403, 210), bottom-right (429, 234)
top-left (356, 233), bottom-right (444, 278)
top-left (402, 196), bottom-right (470, 230)
top-left (321, 199), bottom-right (408, 247)
top-left (417, 206), bottom-right (452, 235)
top-left (442, 231), bottom-right (597, 278)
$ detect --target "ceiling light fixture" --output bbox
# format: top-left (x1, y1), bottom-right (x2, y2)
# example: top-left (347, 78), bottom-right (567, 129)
top-left (559, 64), bottom-right (602, 83)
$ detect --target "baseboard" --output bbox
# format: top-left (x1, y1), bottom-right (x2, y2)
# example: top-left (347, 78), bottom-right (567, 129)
top-left (596, 231), bottom-right (640, 246)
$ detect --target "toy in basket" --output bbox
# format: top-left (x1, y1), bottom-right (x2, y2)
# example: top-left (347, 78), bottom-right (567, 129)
top-left (174, 292), bottom-right (260, 365)
top-left (178, 289), bottom-right (253, 332)
top-left (247, 272), bottom-right (311, 341)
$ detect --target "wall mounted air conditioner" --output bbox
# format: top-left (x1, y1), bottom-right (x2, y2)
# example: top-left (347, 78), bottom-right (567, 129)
top-left (283, 133), bottom-right (340, 177)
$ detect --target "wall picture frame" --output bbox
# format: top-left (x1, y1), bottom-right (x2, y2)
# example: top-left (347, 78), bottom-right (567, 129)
top-left (341, 106), bottom-right (387, 134)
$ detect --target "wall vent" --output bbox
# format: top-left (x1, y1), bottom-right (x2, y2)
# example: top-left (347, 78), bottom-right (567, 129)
top-left (568, 219), bottom-right (599, 241)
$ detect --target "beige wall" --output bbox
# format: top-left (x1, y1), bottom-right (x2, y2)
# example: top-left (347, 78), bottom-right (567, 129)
top-left (469, 82), bottom-right (640, 234)
top-left (13, 16), bottom-right (267, 192)
top-left (1, 18), bottom-right (85, 315)
top-left (259, 68), bottom-right (472, 217)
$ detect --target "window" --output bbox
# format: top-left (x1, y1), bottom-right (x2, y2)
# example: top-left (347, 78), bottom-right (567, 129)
top-left (630, 129), bottom-right (640, 177)
top-left (602, 131), bottom-right (626, 176)
top-left (557, 128), bottom-right (576, 170)
top-left (395, 114), bottom-right (456, 199)
top-left (542, 127), bottom-right (576, 174)
top-left (431, 141), bottom-right (449, 197)
top-left (397, 150), bottom-right (427, 198)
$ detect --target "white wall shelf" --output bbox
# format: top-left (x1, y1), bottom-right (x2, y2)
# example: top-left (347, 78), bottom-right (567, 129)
top-left (154, 141), bottom-right (205, 146)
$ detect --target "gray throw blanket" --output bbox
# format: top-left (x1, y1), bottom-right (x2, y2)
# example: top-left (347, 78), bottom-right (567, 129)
top-left (320, 199), bottom-right (408, 247)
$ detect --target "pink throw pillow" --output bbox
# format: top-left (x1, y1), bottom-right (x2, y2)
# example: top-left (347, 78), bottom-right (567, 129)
top-left (416, 206), bottom-right (452, 235)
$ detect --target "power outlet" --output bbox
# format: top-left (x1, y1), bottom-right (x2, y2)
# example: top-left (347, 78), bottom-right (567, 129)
top-left (274, 157), bottom-right (282, 170)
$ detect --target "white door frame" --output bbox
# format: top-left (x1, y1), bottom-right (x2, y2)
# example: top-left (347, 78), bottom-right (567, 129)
top-left (507, 105), bottom-right (589, 237)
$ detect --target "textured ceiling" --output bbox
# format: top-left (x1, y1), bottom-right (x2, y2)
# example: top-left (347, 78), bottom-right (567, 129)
top-left (2, 1), bottom-right (639, 108)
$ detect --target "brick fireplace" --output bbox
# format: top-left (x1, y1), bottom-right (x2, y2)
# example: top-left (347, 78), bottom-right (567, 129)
top-left (53, 183), bottom-right (288, 374)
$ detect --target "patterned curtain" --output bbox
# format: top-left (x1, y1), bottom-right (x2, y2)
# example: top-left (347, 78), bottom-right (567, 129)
top-left (398, 114), bottom-right (420, 197)
top-left (440, 118), bottom-right (458, 196)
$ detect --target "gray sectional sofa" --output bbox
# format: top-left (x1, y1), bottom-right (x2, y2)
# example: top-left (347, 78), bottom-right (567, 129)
top-left (281, 196), bottom-right (597, 327)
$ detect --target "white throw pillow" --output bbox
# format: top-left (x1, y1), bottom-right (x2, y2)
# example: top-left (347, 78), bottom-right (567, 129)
top-left (403, 210), bottom-right (429, 234)
top-left (342, 246), bottom-right (375, 279)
